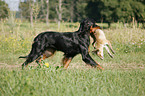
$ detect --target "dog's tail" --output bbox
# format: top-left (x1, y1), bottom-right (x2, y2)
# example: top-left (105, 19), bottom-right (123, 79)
top-left (19, 56), bottom-right (28, 58)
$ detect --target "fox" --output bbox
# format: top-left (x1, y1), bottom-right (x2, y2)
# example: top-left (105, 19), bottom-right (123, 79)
top-left (90, 26), bottom-right (115, 59)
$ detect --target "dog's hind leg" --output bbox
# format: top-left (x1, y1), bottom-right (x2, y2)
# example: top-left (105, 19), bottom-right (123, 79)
top-left (22, 42), bottom-right (44, 68)
top-left (36, 48), bottom-right (56, 65)
top-left (22, 53), bottom-right (42, 69)
top-left (62, 56), bottom-right (72, 69)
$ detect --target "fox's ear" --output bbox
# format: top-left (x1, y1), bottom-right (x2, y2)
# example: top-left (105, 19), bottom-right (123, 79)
top-left (90, 26), bottom-right (93, 33)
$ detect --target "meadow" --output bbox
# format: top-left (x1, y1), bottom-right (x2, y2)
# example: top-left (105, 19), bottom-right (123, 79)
top-left (0, 19), bottom-right (145, 96)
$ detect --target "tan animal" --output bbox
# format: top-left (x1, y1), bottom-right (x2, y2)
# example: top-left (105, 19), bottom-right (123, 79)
top-left (90, 26), bottom-right (115, 59)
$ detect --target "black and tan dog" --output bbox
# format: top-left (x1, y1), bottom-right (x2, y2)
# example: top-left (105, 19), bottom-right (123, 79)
top-left (19, 18), bottom-right (104, 70)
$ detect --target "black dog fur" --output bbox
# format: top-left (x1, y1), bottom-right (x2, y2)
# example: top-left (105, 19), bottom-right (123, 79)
top-left (19, 18), bottom-right (103, 69)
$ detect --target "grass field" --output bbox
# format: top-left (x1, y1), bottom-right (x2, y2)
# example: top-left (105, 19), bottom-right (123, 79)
top-left (0, 19), bottom-right (145, 96)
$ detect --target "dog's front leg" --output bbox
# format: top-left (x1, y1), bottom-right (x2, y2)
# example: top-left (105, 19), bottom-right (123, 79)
top-left (80, 47), bottom-right (104, 70)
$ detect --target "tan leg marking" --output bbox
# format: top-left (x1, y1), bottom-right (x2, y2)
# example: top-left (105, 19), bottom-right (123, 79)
top-left (95, 61), bottom-right (104, 70)
top-left (62, 57), bottom-right (72, 69)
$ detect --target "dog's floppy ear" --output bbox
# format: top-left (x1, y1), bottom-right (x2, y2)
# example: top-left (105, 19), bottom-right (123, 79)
top-left (90, 26), bottom-right (94, 33)
top-left (78, 18), bottom-right (95, 32)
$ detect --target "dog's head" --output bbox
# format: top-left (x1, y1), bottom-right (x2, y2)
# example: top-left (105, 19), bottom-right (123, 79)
top-left (78, 18), bottom-right (96, 32)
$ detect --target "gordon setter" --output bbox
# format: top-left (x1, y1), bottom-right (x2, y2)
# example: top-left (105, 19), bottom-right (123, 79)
top-left (19, 18), bottom-right (104, 70)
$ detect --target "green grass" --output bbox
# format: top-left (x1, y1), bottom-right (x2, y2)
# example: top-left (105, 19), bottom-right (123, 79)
top-left (0, 19), bottom-right (145, 96)
top-left (0, 68), bottom-right (145, 96)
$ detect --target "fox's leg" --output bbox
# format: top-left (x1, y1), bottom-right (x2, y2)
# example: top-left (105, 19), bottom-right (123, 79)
top-left (107, 41), bottom-right (115, 54)
top-left (97, 45), bottom-right (104, 60)
top-left (104, 44), bottom-right (114, 58)
top-left (92, 41), bottom-right (97, 49)
top-left (92, 42), bottom-right (99, 54)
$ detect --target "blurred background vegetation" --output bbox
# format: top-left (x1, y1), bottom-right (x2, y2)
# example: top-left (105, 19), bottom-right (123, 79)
top-left (0, 0), bottom-right (145, 28)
